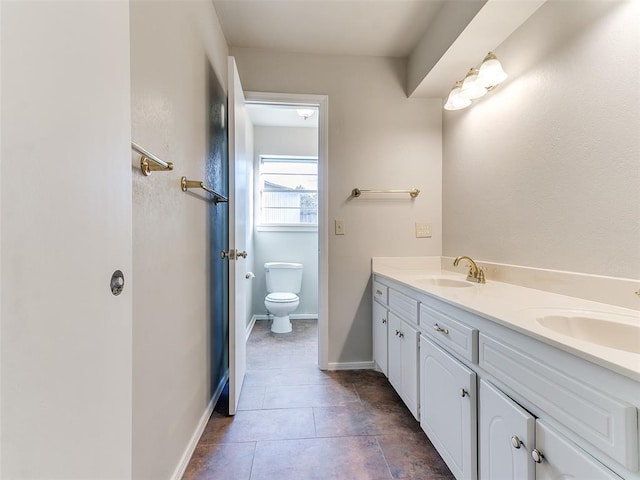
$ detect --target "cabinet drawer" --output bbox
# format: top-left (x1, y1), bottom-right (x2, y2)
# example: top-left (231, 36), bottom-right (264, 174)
top-left (420, 303), bottom-right (478, 363)
top-left (388, 288), bottom-right (418, 325)
top-left (373, 281), bottom-right (388, 305)
top-left (479, 333), bottom-right (638, 471)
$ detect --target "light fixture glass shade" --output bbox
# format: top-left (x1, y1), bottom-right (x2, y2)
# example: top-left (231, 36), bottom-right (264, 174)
top-left (444, 81), bottom-right (472, 111)
top-left (459, 68), bottom-right (487, 100)
top-left (476, 52), bottom-right (508, 88)
top-left (296, 108), bottom-right (315, 120)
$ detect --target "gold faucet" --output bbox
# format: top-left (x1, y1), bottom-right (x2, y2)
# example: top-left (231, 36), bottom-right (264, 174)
top-left (454, 256), bottom-right (486, 284)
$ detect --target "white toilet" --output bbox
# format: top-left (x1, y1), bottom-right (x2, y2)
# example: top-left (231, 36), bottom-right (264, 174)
top-left (264, 262), bottom-right (303, 333)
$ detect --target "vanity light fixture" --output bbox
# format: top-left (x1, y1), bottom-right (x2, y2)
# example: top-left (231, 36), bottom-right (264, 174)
top-left (459, 68), bottom-right (487, 100)
top-left (476, 52), bottom-right (508, 89)
top-left (444, 52), bottom-right (507, 111)
top-left (444, 80), bottom-right (472, 111)
top-left (296, 108), bottom-right (315, 120)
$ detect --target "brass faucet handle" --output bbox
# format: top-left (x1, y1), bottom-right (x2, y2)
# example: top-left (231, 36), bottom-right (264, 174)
top-left (477, 269), bottom-right (486, 283)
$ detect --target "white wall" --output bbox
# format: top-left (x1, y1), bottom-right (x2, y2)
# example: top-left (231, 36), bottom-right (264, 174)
top-left (442, 0), bottom-right (640, 279)
top-left (231, 49), bottom-right (442, 364)
top-left (1, 1), bottom-right (133, 477)
top-left (252, 126), bottom-right (319, 318)
top-left (129, 1), bottom-right (229, 478)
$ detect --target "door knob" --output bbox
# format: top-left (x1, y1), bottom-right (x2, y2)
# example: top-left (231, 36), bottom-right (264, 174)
top-left (220, 250), bottom-right (235, 259)
top-left (236, 250), bottom-right (248, 259)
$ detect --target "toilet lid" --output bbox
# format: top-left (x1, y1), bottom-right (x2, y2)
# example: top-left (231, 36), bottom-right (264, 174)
top-left (266, 292), bottom-right (299, 303)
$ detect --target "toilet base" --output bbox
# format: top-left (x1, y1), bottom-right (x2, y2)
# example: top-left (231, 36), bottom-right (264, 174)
top-left (271, 315), bottom-right (292, 334)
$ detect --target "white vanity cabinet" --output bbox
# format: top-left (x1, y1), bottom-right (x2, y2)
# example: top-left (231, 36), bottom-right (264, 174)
top-left (388, 311), bottom-right (419, 419)
top-left (420, 336), bottom-right (477, 480)
top-left (372, 300), bottom-right (388, 376)
top-left (371, 273), bottom-right (638, 480)
top-left (534, 420), bottom-right (623, 480)
top-left (479, 379), bottom-right (535, 480)
top-left (479, 378), bottom-right (623, 480)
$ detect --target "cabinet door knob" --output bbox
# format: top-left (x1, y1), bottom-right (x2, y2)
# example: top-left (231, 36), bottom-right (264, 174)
top-left (460, 388), bottom-right (468, 398)
top-left (376, 289), bottom-right (383, 295)
top-left (382, 318), bottom-right (387, 324)
top-left (531, 449), bottom-right (543, 463)
top-left (511, 435), bottom-right (522, 449)
top-left (433, 323), bottom-right (449, 335)
top-left (395, 329), bottom-right (400, 336)
top-left (399, 332), bottom-right (404, 339)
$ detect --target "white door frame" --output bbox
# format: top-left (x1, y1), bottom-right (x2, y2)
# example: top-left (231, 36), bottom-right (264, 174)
top-left (244, 91), bottom-right (329, 370)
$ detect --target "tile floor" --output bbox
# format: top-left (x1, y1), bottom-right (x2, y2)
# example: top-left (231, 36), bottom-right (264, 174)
top-left (183, 319), bottom-right (455, 480)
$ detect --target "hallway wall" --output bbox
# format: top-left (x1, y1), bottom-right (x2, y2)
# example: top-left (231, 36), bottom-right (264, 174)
top-left (129, 1), bottom-right (229, 478)
top-left (231, 49), bottom-right (442, 366)
top-left (1, 1), bottom-right (133, 477)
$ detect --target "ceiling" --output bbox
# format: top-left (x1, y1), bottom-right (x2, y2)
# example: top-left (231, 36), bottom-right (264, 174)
top-left (213, 0), bottom-right (445, 58)
top-left (247, 103), bottom-right (319, 128)
top-left (214, 0), bottom-right (546, 99)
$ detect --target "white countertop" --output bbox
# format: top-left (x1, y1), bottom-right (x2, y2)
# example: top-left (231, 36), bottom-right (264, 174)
top-left (372, 257), bottom-right (640, 381)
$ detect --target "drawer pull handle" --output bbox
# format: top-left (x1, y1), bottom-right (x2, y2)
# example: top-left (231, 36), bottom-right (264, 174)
top-left (511, 436), bottom-right (522, 449)
top-left (531, 449), bottom-right (543, 463)
top-left (433, 324), bottom-right (449, 335)
top-left (382, 318), bottom-right (387, 324)
top-left (460, 388), bottom-right (468, 398)
top-left (376, 289), bottom-right (383, 295)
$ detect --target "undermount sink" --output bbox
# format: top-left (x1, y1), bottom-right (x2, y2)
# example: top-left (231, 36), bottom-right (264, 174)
top-left (532, 309), bottom-right (640, 354)
top-left (414, 277), bottom-right (474, 289)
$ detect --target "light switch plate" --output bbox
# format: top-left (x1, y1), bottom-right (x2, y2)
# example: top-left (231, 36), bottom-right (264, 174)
top-left (335, 219), bottom-right (345, 235)
top-left (415, 222), bottom-right (432, 238)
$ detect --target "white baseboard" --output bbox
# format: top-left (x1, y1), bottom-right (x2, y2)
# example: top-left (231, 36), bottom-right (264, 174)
top-left (246, 315), bottom-right (258, 342)
top-left (253, 313), bottom-right (318, 322)
top-left (326, 361), bottom-right (375, 371)
top-left (170, 371), bottom-right (228, 480)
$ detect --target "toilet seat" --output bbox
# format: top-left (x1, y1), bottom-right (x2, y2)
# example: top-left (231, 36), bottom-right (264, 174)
top-left (265, 292), bottom-right (298, 303)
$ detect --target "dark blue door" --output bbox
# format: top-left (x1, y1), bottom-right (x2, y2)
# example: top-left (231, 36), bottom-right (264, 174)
top-left (207, 66), bottom-right (229, 402)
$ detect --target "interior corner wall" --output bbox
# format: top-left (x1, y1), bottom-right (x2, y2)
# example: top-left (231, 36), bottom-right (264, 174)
top-left (442, 0), bottom-right (640, 279)
top-left (231, 48), bottom-right (443, 364)
top-left (252, 126), bottom-right (319, 319)
top-left (129, 1), bottom-right (228, 479)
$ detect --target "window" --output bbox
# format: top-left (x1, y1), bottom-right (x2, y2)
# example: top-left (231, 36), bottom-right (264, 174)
top-left (259, 155), bottom-right (318, 227)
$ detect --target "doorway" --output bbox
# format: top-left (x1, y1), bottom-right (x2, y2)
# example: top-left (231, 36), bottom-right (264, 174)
top-left (244, 92), bottom-right (329, 370)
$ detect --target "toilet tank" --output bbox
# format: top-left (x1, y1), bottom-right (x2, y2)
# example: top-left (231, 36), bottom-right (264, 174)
top-left (264, 262), bottom-right (303, 293)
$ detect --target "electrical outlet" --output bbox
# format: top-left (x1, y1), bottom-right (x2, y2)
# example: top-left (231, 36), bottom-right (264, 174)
top-left (415, 222), bottom-right (432, 238)
top-left (335, 219), bottom-right (345, 235)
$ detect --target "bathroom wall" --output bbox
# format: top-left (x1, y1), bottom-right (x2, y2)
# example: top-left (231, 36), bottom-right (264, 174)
top-left (129, 1), bottom-right (229, 479)
top-left (231, 48), bottom-right (442, 365)
top-left (443, 0), bottom-right (640, 279)
top-left (1, 1), bottom-right (133, 477)
top-left (252, 126), bottom-right (319, 320)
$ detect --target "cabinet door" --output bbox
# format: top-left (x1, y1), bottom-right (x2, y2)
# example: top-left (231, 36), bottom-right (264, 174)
top-left (535, 421), bottom-right (622, 480)
top-left (388, 312), bottom-right (403, 395)
top-left (420, 336), bottom-right (477, 480)
top-left (479, 380), bottom-right (535, 480)
top-left (401, 320), bottom-right (419, 419)
top-left (372, 301), bottom-right (388, 376)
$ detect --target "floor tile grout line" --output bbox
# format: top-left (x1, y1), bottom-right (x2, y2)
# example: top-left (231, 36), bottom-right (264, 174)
top-left (312, 406), bottom-right (318, 438)
top-left (374, 435), bottom-right (396, 480)
top-left (247, 441), bottom-right (257, 480)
